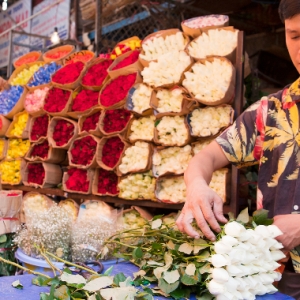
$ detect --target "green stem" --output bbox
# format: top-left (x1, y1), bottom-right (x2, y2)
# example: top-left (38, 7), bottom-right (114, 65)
top-left (0, 256), bottom-right (51, 279)
top-left (45, 251), bottom-right (99, 275)
top-left (39, 251), bottom-right (62, 277)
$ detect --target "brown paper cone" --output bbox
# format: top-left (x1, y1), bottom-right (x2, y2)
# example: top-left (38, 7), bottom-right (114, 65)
top-left (91, 168), bottom-right (119, 196)
top-left (0, 138), bottom-right (7, 160)
top-left (43, 45), bottom-right (75, 64)
top-left (81, 58), bottom-right (112, 91)
top-left (125, 116), bottom-right (155, 143)
top-left (42, 87), bottom-right (73, 117)
top-left (108, 50), bottom-right (143, 79)
top-left (116, 142), bottom-right (153, 176)
top-left (139, 29), bottom-right (190, 67)
top-left (96, 134), bottom-right (130, 171)
top-left (5, 111), bottom-right (31, 139)
top-left (58, 199), bottom-right (79, 222)
top-left (183, 57), bottom-right (236, 106)
top-left (0, 116), bottom-right (11, 136)
top-left (78, 108), bottom-right (102, 137)
top-left (99, 72), bottom-right (143, 109)
top-left (122, 206), bottom-right (153, 221)
top-left (63, 50), bottom-right (95, 66)
top-left (25, 138), bottom-right (66, 164)
top-left (68, 134), bottom-right (100, 169)
top-left (67, 86), bottom-right (100, 120)
top-left (48, 117), bottom-right (78, 150)
top-left (22, 161), bottom-right (63, 188)
top-left (153, 116), bottom-right (192, 147)
top-left (181, 15), bottom-right (229, 39)
top-left (28, 114), bottom-right (50, 143)
top-left (186, 104), bottom-right (234, 138)
top-left (62, 168), bottom-right (95, 195)
top-left (13, 51), bottom-right (43, 68)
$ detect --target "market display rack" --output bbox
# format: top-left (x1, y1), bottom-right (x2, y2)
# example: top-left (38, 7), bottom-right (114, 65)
top-left (3, 32), bottom-right (245, 216)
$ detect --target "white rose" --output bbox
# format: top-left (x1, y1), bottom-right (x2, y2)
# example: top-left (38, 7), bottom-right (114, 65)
top-left (267, 225), bottom-right (283, 238)
top-left (270, 250), bottom-right (286, 261)
top-left (220, 235), bottom-right (239, 246)
top-left (211, 254), bottom-right (230, 268)
top-left (224, 221), bottom-right (246, 238)
top-left (226, 264), bottom-right (242, 276)
top-left (254, 225), bottom-right (271, 239)
top-left (214, 241), bottom-right (232, 254)
top-left (212, 268), bottom-right (230, 284)
top-left (207, 279), bottom-right (226, 295)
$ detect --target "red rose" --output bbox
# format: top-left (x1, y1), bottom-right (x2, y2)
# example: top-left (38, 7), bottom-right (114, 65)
top-left (70, 136), bottom-right (97, 166)
top-left (101, 136), bottom-right (124, 168)
top-left (52, 61), bottom-right (85, 84)
top-left (103, 109), bottom-right (131, 133)
top-left (82, 60), bottom-right (112, 86)
top-left (52, 120), bottom-right (74, 146)
top-left (30, 139), bottom-right (49, 159)
top-left (97, 168), bottom-right (118, 195)
top-left (112, 51), bottom-right (139, 70)
top-left (27, 163), bottom-right (45, 185)
top-left (30, 115), bottom-right (49, 141)
top-left (44, 88), bottom-right (71, 113)
top-left (72, 90), bottom-right (99, 112)
top-left (65, 168), bottom-right (89, 192)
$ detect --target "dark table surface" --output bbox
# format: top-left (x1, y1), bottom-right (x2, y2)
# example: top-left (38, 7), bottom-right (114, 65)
top-left (0, 261), bottom-right (295, 300)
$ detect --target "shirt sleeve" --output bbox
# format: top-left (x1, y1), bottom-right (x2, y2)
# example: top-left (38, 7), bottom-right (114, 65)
top-left (216, 100), bottom-right (264, 168)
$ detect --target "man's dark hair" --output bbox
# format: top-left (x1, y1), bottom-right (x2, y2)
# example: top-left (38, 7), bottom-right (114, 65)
top-left (279, 0), bottom-right (300, 22)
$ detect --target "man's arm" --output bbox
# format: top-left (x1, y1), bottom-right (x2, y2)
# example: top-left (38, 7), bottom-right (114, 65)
top-left (176, 140), bottom-right (230, 241)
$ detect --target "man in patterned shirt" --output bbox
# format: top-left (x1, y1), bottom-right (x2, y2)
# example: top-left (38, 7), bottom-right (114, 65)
top-left (176, 0), bottom-right (300, 297)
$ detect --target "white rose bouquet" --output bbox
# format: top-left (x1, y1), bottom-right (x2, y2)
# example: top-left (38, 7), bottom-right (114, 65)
top-left (129, 115), bottom-right (155, 142)
top-left (188, 28), bottom-right (238, 60)
top-left (129, 84), bottom-right (153, 114)
top-left (209, 168), bottom-right (229, 203)
top-left (155, 88), bottom-right (184, 113)
top-left (189, 105), bottom-right (232, 137)
top-left (140, 31), bottom-right (188, 61)
top-left (155, 115), bottom-right (189, 146)
top-left (118, 141), bottom-right (152, 174)
top-left (156, 176), bottom-right (186, 203)
top-left (183, 57), bottom-right (235, 104)
top-left (118, 172), bottom-right (156, 200)
top-left (141, 51), bottom-right (192, 87)
top-left (152, 145), bottom-right (192, 177)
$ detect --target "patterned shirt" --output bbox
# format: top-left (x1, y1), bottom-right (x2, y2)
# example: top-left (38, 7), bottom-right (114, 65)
top-left (216, 77), bottom-right (300, 218)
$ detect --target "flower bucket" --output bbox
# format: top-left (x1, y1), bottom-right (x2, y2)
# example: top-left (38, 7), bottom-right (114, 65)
top-left (13, 51), bottom-right (43, 68)
top-left (5, 111), bottom-right (31, 139)
top-left (43, 87), bottom-right (73, 117)
top-left (25, 138), bottom-right (66, 164)
top-left (15, 248), bottom-right (64, 276)
top-left (68, 134), bottom-right (100, 169)
top-left (63, 168), bottom-right (95, 195)
top-left (108, 50), bottom-right (143, 79)
top-left (67, 87), bottom-right (100, 120)
top-left (98, 108), bottom-right (133, 136)
top-left (48, 117), bottom-right (78, 150)
top-left (92, 168), bottom-right (119, 196)
top-left (22, 161), bottom-right (63, 189)
top-left (0, 115), bottom-right (11, 136)
top-left (81, 58), bottom-right (112, 91)
top-left (43, 45), bottom-right (75, 64)
top-left (96, 134), bottom-right (130, 171)
top-left (78, 108), bottom-right (102, 137)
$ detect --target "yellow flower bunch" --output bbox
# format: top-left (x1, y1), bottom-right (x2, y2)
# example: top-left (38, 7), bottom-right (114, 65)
top-left (0, 139), bottom-right (6, 158)
top-left (7, 139), bottom-right (30, 159)
top-left (9, 112), bottom-right (29, 137)
top-left (0, 159), bottom-right (22, 184)
top-left (11, 63), bottom-right (43, 86)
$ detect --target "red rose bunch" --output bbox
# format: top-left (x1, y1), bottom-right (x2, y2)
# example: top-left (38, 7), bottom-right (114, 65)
top-left (103, 109), bottom-right (131, 133)
top-left (52, 61), bottom-right (84, 84)
top-left (72, 90), bottom-right (99, 112)
top-left (52, 120), bottom-right (74, 146)
top-left (30, 115), bottom-right (49, 141)
top-left (30, 140), bottom-right (49, 159)
top-left (65, 168), bottom-right (89, 192)
top-left (99, 73), bottom-right (137, 107)
top-left (71, 136), bottom-right (97, 166)
top-left (82, 111), bottom-right (101, 132)
top-left (97, 168), bottom-right (118, 195)
top-left (101, 136), bottom-right (124, 168)
top-left (112, 51), bottom-right (139, 70)
top-left (27, 163), bottom-right (45, 185)
top-left (82, 60), bottom-right (112, 86)
top-left (44, 88), bottom-right (71, 113)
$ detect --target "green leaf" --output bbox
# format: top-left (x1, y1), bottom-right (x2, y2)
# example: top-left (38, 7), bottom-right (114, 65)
top-left (152, 215), bottom-right (164, 221)
top-left (132, 247), bottom-right (143, 259)
top-left (151, 243), bottom-right (163, 251)
top-left (0, 234), bottom-right (7, 243)
top-left (54, 285), bottom-right (71, 300)
top-left (181, 274), bottom-right (198, 285)
top-left (158, 278), bottom-right (179, 295)
top-left (154, 120), bottom-right (161, 127)
top-left (253, 209), bottom-right (273, 225)
top-left (32, 275), bottom-right (49, 286)
top-left (62, 268), bottom-right (72, 274)
top-left (170, 287), bottom-right (191, 300)
top-left (236, 207), bottom-right (249, 224)
top-left (143, 288), bottom-right (153, 295)
top-left (71, 291), bottom-right (86, 298)
top-left (103, 266), bottom-right (113, 276)
top-left (113, 273), bottom-right (127, 286)
top-left (40, 293), bottom-right (51, 300)
top-left (12, 280), bottom-right (23, 289)
top-left (197, 292), bottom-right (213, 300)
top-left (136, 292), bottom-right (154, 300)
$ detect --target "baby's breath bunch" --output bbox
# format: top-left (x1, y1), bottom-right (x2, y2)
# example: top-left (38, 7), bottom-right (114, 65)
top-left (14, 205), bottom-right (73, 260)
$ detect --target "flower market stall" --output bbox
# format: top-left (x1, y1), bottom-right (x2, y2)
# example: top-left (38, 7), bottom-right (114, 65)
top-left (0, 14), bottom-right (291, 300)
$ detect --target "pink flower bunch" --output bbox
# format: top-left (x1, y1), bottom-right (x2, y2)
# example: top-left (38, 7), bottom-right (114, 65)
top-left (24, 87), bottom-right (50, 113)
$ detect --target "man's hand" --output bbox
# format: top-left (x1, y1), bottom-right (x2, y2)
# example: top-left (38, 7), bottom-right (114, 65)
top-left (273, 214), bottom-right (300, 250)
top-left (176, 178), bottom-right (228, 241)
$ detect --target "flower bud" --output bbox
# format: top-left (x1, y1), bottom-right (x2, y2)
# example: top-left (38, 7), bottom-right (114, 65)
top-left (255, 225), bottom-right (270, 238)
top-left (212, 268), bottom-right (230, 284)
top-left (208, 279), bottom-right (226, 295)
top-left (214, 241), bottom-right (232, 254)
top-left (265, 284), bottom-right (278, 294)
top-left (226, 264), bottom-right (242, 276)
top-left (270, 250), bottom-right (286, 261)
top-left (224, 276), bottom-right (239, 292)
top-left (224, 221), bottom-right (246, 238)
top-left (221, 235), bottom-right (239, 246)
top-left (267, 225), bottom-right (283, 238)
top-left (211, 254), bottom-right (230, 268)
